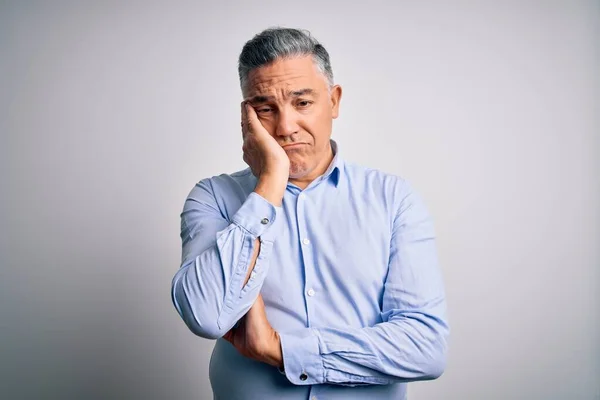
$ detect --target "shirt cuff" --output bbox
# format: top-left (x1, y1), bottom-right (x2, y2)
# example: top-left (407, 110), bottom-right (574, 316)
top-left (279, 328), bottom-right (324, 385)
top-left (231, 192), bottom-right (283, 242)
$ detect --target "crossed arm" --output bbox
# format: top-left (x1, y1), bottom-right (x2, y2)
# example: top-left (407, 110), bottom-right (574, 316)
top-left (171, 177), bottom-right (449, 386)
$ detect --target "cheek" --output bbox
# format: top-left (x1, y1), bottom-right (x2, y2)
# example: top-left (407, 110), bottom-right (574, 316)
top-left (302, 110), bottom-right (330, 141)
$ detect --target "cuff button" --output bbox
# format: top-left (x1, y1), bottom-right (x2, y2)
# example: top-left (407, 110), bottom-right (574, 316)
top-left (260, 218), bottom-right (269, 225)
top-left (299, 373), bottom-right (308, 381)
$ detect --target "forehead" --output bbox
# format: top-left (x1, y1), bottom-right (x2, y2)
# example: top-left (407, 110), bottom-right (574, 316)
top-left (245, 56), bottom-right (327, 98)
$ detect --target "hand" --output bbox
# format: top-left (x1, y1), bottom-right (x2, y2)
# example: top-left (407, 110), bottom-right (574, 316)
top-left (241, 102), bottom-right (290, 180)
top-left (223, 294), bottom-right (283, 368)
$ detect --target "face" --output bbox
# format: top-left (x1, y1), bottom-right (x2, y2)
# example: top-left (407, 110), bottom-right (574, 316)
top-left (244, 56), bottom-right (342, 180)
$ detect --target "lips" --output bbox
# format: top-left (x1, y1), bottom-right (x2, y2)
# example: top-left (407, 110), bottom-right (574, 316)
top-left (282, 143), bottom-right (306, 149)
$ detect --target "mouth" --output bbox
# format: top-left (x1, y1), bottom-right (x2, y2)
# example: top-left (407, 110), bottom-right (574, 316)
top-left (282, 143), bottom-right (306, 150)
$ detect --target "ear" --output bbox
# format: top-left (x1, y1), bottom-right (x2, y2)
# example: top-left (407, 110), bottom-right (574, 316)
top-left (330, 85), bottom-right (342, 119)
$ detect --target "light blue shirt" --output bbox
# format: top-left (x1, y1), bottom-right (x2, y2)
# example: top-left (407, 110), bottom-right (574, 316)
top-left (171, 140), bottom-right (449, 400)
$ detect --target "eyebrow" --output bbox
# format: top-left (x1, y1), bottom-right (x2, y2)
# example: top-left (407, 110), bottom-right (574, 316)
top-left (247, 88), bottom-right (317, 104)
top-left (290, 88), bottom-right (316, 97)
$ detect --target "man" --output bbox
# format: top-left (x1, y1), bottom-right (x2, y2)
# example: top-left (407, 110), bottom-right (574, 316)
top-left (171, 27), bottom-right (449, 400)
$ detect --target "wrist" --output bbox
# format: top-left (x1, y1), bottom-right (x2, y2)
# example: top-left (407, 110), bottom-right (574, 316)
top-left (260, 166), bottom-right (289, 183)
top-left (262, 158), bottom-right (289, 179)
top-left (274, 331), bottom-right (284, 368)
top-left (255, 174), bottom-right (287, 206)
top-left (263, 331), bottom-right (283, 368)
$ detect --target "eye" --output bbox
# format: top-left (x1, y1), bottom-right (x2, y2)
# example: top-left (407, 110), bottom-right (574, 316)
top-left (257, 107), bottom-right (273, 114)
top-left (295, 99), bottom-right (313, 108)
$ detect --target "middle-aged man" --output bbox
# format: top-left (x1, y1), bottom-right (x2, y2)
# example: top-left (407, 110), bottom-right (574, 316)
top-left (171, 27), bottom-right (449, 400)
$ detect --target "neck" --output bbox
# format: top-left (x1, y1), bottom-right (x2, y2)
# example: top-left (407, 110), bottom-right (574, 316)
top-left (288, 143), bottom-right (334, 190)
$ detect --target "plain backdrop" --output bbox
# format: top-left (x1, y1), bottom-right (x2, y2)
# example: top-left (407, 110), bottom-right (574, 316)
top-left (1, 1), bottom-right (599, 399)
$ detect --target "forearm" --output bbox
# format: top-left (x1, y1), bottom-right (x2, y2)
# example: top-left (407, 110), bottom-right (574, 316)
top-left (242, 238), bottom-right (261, 286)
top-left (172, 191), bottom-right (283, 339)
top-left (172, 229), bottom-right (265, 339)
top-left (279, 306), bottom-right (449, 386)
top-left (239, 174), bottom-right (286, 286)
top-left (239, 171), bottom-right (288, 285)
top-left (254, 172), bottom-right (287, 206)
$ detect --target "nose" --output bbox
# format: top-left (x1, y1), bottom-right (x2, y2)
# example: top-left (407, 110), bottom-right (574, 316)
top-left (275, 109), bottom-right (299, 138)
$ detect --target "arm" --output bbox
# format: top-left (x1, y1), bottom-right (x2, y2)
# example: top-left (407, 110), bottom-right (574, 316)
top-left (171, 180), bottom-right (284, 340)
top-left (241, 176), bottom-right (290, 287)
top-left (171, 102), bottom-right (289, 340)
top-left (278, 180), bottom-right (449, 385)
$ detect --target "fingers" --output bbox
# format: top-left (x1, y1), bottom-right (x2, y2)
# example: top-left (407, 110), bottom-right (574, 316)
top-left (245, 102), bottom-right (259, 127)
top-left (224, 316), bottom-right (246, 343)
top-left (241, 101), bottom-right (264, 139)
top-left (241, 101), bottom-right (249, 139)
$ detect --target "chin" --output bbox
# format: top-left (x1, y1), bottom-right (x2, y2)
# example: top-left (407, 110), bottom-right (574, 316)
top-left (288, 161), bottom-right (309, 179)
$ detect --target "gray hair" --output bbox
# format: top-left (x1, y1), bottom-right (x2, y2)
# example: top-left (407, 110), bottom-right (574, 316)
top-left (238, 27), bottom-right (334, 94)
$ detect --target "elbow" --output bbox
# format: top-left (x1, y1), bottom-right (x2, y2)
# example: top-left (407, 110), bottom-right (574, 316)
top-left (422, 349), bottom-right (446, 380)
top-left (419, 332), bottom-right (448, 380)
top-left (171, 273), bottom-right (226, 340)
top-left (412, 311), bottom-right (449, 381)
top-left (185, 319), bottom-right (225, 340)
top-left (173, 297), bottom-right (226, 340)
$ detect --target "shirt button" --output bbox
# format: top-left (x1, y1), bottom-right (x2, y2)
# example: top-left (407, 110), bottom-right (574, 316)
top-left (300, 373), bottom-right (308, 381)
top-left (307, 288), bottom-right (315, 297)
top-left (260, 218), bottom-right (269, 225)
top-left (302, 238), bottom-right (310, 245)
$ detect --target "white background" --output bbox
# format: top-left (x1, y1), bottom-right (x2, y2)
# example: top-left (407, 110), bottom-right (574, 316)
top-left (1, 1), bottom-right (598, 399)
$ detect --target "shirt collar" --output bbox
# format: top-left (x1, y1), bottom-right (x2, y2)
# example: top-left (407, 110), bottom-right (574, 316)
top-left (323, 139), bottom-right (343, 187)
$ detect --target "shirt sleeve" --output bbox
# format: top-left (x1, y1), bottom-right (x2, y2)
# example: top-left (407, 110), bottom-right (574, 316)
top-left (278, 180), bottom-right (449, 385)
top-left (171, 178), bottom-right (284, 339)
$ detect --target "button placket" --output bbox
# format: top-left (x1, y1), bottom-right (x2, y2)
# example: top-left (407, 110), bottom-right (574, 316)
top-left (296, 192), bottom-right (316, 328)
